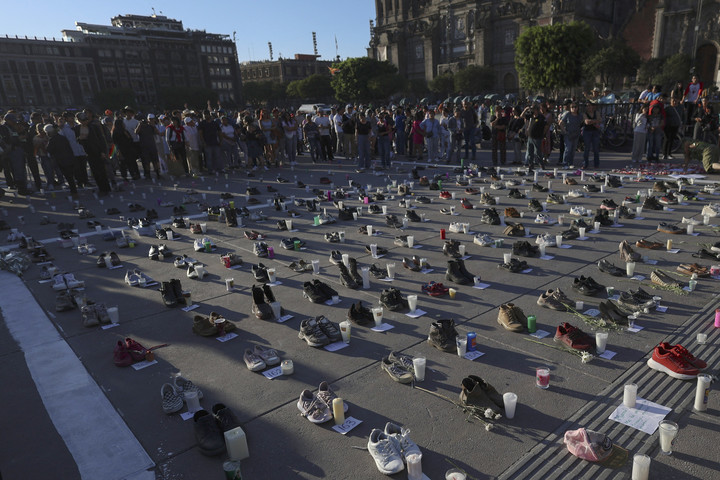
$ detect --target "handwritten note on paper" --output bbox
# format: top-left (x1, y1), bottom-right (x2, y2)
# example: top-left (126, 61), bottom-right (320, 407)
top-left (463, 351), bottom-right (485, 361)
top-left (608, 397), bottom-right (671, 435)
top-left (332, 416), bottom-right (362, 434)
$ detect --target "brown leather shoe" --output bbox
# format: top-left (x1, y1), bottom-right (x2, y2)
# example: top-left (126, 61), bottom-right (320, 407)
top-left (635, 239), bottom-right (663, 249)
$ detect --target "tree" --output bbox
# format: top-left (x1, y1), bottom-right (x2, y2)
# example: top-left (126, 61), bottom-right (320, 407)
top-left (637, 58), bottom-right (664, 87)
top-left (330, 57), bottom-right (403, 102)
top-left (454, 65), bottom-right (494, 94)
top-left (94, 88), bottom-right (136, 111)
top-left (429, 73), bottom-right (455, 96)
top-left (654, 53), bottom-right (692, 93)
top-left (287, 74), bottom-right (334, 100)
top-left (515, 21), bottom-right (595, 94)
top-left (584, 39), bottom-right (641, 89)
top-left (242, 81), bottom-right (276, 105)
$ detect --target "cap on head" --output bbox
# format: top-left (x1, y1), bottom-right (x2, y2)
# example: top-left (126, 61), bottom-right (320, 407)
top-left (43, 124), bottom-right (55, 134)
top-left (147, 113), bottom-right (155, 120)
top-left (183, 117), bottom-right (193, 124)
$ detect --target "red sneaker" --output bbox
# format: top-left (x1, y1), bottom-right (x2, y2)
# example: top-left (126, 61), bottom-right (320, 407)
top-left (113, 341), bottom-right (134, 367)
top-left (422, 281), bottom-right (449, 297)
top-left (553, 322), bottom-right (593, 351)
top-left (647, 344), bottom-right (699, 380)
top-left (662, 342), bottom-right (707, 370)
top-left (439, 191), bottom-right (452, 200)
top-left (461, 198), bottom-right (473, 209)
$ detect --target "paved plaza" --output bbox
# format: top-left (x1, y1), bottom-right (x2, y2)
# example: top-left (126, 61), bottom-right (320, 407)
top-left (0, 148), bottom-right (719, 480)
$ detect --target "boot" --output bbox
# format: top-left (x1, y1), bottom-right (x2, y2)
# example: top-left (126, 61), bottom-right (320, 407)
top-left (251, 284), bottom-right (273, 319)
top-left (170, 278), bottom-right (185, 305)
top-left (428, 319), bottom-right (458, 352)
top-left (467, 375), bottom-right (505, 410)
top-left (445, 260), bottom-right (471, 285)
top-left (347, 257), bottom-right (364, 285)
top-left (225, 208), bottom-right (237, 227)
top-left (456, 258), bottom-right (475, 283)
top-left (160, 281), bottom-right (178, 307)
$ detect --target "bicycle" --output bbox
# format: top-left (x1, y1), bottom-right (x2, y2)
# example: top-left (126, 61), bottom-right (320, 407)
top-left (601, 116), bottom-right (627, 148)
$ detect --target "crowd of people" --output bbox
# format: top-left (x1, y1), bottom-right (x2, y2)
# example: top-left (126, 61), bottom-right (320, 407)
top-left (1, 74), bottom-right (718, 198)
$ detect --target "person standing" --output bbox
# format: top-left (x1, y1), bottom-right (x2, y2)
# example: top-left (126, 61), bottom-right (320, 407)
top-left (490, 107), bottom-right (509, 166)
top-left (393, 108), bottom-right (406, 156)
top-left (314, 110), bottom-right (333, 162)
top-left (420, 110), bottom-right (441, 163)
top-left (333, 106), bottom-right (345, 156)
top-left (135, 114), bottom-right (161, 179)
top-left (446, 108), bottom-right (463, 164)
top-left (460, 101), bottom-right (478, 160)
top-left (506, 107), bottom-right (525, 165)
top-left (524, 104), bottom-right (547, 168)
top-left (631, 104), bottom-right (649, 163)
top-left (693, 96), bottom-right (716, 142)
top-left (559, 103), bottom-right (582, 167)
top-left (663, 95), bottom-right (683, 161)
top-left (303, 114), bottom-right (321, 164)
top-left (75, 112), bottom-right (111, 193)
top-left (355, 113), bottom-right (372, 171)
top-left (647, 97), bottom-right (666, 162)
top-left (682, 74), bottom-right (703, 126)
top-left (280, 112), bottom-right (298, 167)
top-left (182, 117), bottom-right (201, 175)
top-left (166, 117), bottom-right (188, 176)
top-left (376, 112), bottom-right (392, 169)
top-left (45, 125), bottom-right (79, 196)
top-left (581, 102), bottom-right (601, 169)
top-left (341, 105), bottom-right (357, 161)
top-left (121, 106), bottom-right (141, 178)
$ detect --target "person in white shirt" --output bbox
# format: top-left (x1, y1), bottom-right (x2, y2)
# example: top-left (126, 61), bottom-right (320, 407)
top-left (183, 117), bottom-right (201, 175)
top-left (420, 110), bottom-right (441, 163)
top-left (333, 107), bottom-right (345, 156)
top-left (631, 104), bottom-right (648, 163)
top-left (314, 111), bottom-right (333, 161)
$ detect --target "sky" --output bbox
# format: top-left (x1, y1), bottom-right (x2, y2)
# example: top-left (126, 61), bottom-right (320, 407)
top-left (0, 1), bottom-right (377, 63)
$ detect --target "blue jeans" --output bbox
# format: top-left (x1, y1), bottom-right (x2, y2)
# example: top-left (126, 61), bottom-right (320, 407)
top-left (203, 145), bottom-right (222, 172)
top-left (307, 137), bottom-right (320, 162)
top-left (646, 128), bottom-right (663, 161)
top-left (357, 135), bottom-right (370, 168)
top-left (562, 136), bottom-right (579, 166)
top-left (463, 128), bottom-right (476, 159)
top-left (582, 129), bottom-right (600, 168)
top-left (525, 138), bottom-right (542, 166)
top-left (285, 135), bottom-right (297, 164)
top-left (394, 130), bottom-right (406, 155)
top-left (377, 136), bottom-right (391, 167)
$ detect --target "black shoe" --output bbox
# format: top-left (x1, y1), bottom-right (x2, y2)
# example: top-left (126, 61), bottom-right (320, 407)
top-left (252, 263), bottom-right (270, 283)
top-left (499, 258), bottom-right (527, 273)
top-left (427, 319), bottom-right (459, 352)
top-left (528, 199), bottom-right (543, 212)
top-left (405, 209), bottom-right (421, 222)
top-left (532, 183), bottom-right (548, 192)
top-left (251, 284), bottom-right (273, 319)
top-left (597, 259), bottom-right (624, 276)
top-left (348, 301), bottom-right (373, 326)
top-left (160, 281), bottom-right (178, 307)
top-left (369, 263), bottom-right (386, 279)
top-left (480, 207), bottom-right (501, 225)
top-left (385, 215), bottom-right (403, 228)
top-left (594, 210), bottom-right (613, 226)
top-left (456, 258), bottom-right (475, 282)
top-left (193, 409), bottom-right (226, 456)
top-left (445, 259), bottom-right (471, 284)
top-left (338, 263), bottom-right (359, 289)
top-left (313, 279), bottom-right (338, 299)
top-left (380, 287), bottom-right (408, 311)
top-left (303, 281), bottom-right (327, 303)
top-left (508, 188), bottom-right (525, 199)
top-left (512, 240), bottom-right (539, 257)
top-left (403, 257), bottom-right (421, 272)
top-left (347, 257), bottom-right (364, 285)
top-left (170, 278), bottom-right (185, 305)
top-left (584, 184), bottom-right (600, 193)
top-left (443, 240), bottom-right (462, 258)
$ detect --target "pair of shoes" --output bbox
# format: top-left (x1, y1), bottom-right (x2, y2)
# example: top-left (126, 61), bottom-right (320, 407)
top-left (499, 258), bottom-right (528, 273)
top-left (635, 239), bottom-right (663, 249)
top-left (619, 240), bottom-right (642, 262)
top-left (594, 209), bottom-right (613, 226)
top-left (298, 316), bottom-right (342, 347)
top-left (537, 289), bottom-right (569, 311)
top-left (650, 270), bottom-right (682, 289)
top-left (446, 259), bottom-right (475, 284)
top-left (381, 352), bottom-right (415, 383)
top-left (598, 300), bottom-right (631, 324)
top-left (427, 319), bottom-right (458, 351)
top-left (600, 198), bottom-right (618, 210)
top-left (280, 237), bottom-right (305, 250)
top-left (367, 423), bottom-right (422, 475)
top-left (251, 284), bottom-right (277, 319)
top-left (52, 273), bottom-right (84, 291)
top-left (253, 241), bottom-right (269, 257)
top-left (421, 281), bottom-right (449, 297)
top-left (347, 301), bottom-right (374, 326)
top-left (554, 322), bottom-right (594, 351)
top-left (380, 287), bottom-right (409, 311)
top-left (657, 222), bottom-right (684, 234)
top-left (512, 241), bottom-right (539, 257)
top-left (159, 279), bottom-right (185, 307)
top-left (194, 237), bottom-right (216, 252)
top-left (473, 233), bottom-right (494, 247)
top-left (149, 244), bottom-right (172, 261)
top-left (572, 276), bottom-right (604, 296)
top-left (480, 208), bottom-right (500, 225)
top-left (479, 192), bottom-right (495, 205)
top-left (244, 344), bottom-right (281, 371)
top-left (597, 259), bottom-right (625, 276)
top-left (647, 343), bottom-right (704, 380)
top-left (194, 404), bottom-right (241, 456)
top-left (302, 280), bottom-right (338, 303)
top-left (402, 256), bottom-right (422, 272)
top-left (505, 207), bottom-right (521, 218)
top-left (187, 263), bottom-right (208, 280)
top-left (96, 251), bottom-right (121, 268)
top-left (174, 254), bottom-right (198, 268)
top-left (497, 303), bottom-right (526, 331)
top-left (643, 196), bottom-right (663, 210)
top-left (113, 338), bottom-right (149, 367)
top-left (288, 259), bottom-right (313, 272)
top-left (338, 263), bottom-right (360, 289)
top-left (459, 375), bottom-right (505, 415)
top-left (220, 253), bottom-right (243, 268)
top-left (503, 222), bottom-right (526, 237)
top-left (443, 239), bottom-right (462, 258)
top-left (81, 303), bottom-right (112, 327)
top-left (677, 263), bottom-right (709, 277)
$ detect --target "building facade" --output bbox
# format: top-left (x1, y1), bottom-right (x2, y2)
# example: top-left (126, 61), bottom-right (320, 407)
top-left (239, 54), bottom-right (334, 85)
top-left (369, 0), bottom-right (720, 94)
top-left (0, 13), bottom-right (241, 112)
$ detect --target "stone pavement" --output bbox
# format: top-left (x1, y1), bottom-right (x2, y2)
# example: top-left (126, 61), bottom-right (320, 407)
top-left (0, 147), bottom-right (718, 480)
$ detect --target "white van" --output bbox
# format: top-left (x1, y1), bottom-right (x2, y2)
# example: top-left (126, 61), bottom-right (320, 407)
top-left (297, 104), bottom-right (332, 116)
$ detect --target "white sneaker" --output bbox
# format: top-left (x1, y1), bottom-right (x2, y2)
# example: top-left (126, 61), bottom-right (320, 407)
top-left (52, 273), bottom-right (68, 291)
top-left (534, 213), bottom-right (551, 224)
top-left (681, 217), bottom-right (701, 225)
top-left (535, 233), bottom-right (556, 247)
top-left (473, 234), bottom-right (494, 246)
top-left (367, 429), bottom-right (404, 474)
top-left (567, 189), bottom-right (585, 198)
top-left (569, 206), bottom-right (588, 216)
top-left (448, 222), bottom-right (463, 233)
top-left (63, 273), bottom-right (84, 289)
top-left (384, 422), bottom-right (422, 459)
top-left (701, 204), bottom-right (720, 217)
